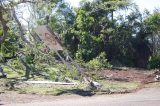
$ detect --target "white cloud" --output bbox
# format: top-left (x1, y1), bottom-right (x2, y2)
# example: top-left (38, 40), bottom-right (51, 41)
top-left (65, 0), bottom-right (81, 7)
top-left (66, 0), bottom-right (160, 12)
top-left (134, 0), bottom-right (160, 12)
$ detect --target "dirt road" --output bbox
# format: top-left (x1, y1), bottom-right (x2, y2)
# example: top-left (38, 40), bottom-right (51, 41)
top-left (3, 86), bottom-right (160, 106)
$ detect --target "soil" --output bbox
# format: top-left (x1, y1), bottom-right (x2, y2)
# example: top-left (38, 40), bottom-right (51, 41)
top-left (99, 68), bottom-right (156, 84)
top-left (0, 91), bottom-right (81, 105)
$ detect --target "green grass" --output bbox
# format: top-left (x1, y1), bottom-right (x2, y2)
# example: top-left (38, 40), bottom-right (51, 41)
top-left (101, 80), bottom-right (139, 89)
top-left (16, 83), bottom-right (86, 95)
top-left (145, 82), bottom-right (160, 88)
top-left (98, 80), bottom-right (140, 94)
top-left (1, 67), bottom-right (141, 96)
top-left (14, 80), bottom-right (140, 96)
top-left (3, 66), bottom-right (24, 78)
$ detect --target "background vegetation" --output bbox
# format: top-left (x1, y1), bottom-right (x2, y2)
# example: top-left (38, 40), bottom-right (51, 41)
top-left (0, 0), bottom-right (160, 81)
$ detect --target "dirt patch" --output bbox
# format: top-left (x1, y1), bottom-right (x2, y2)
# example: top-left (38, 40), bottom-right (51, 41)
top-left (99, 69), bottom-right (156, 84)
top-left (0, 91), bottom-right (81, 105)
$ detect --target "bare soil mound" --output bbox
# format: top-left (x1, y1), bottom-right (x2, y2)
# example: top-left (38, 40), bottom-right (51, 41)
top-left (99, 68), bottom-right (156, 84)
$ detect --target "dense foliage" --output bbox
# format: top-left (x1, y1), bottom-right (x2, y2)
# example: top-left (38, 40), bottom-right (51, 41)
top-left (62, 0), bottom-right (160, 69)
top-left (0, 0), bottom-right (160, 80)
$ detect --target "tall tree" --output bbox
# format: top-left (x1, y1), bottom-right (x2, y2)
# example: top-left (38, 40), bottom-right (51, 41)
top-left (63, 0), bottom-right (132, 62)
top-left (145, 9), bottom-right (160, 56)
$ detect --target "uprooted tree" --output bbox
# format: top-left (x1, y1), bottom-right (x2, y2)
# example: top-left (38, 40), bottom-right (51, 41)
top-left (0, 0), bottom-right (72, 80)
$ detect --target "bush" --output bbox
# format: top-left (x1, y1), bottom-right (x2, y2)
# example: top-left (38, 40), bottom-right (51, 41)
top-left (45, 67), bottom-right (60, 81)
top-left (87, 52), bottom-right (112, 70)
top-left (149, 55), bottom-right (160, 69)
top-left (9, 59), bottom-right (23, 70)
top-left (50, 64), bottom-right (80, 81)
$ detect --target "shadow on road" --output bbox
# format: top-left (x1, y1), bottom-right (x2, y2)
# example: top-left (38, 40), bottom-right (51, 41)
top-left (55, 89), bottom-right (95, 97)
top-left (0, 100), bottom-right (4, 105)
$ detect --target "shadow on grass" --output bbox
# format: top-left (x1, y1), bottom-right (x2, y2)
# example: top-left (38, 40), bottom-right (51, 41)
top-left (0, 76), bottom-right (7, 79)
top-left (111, 78), bottom-right (129, 82)
top-left (55, 89), bottom-right (95, 97)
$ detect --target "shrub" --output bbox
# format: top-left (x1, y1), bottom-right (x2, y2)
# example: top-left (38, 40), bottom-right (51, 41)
top-left (9, 59), bottom-right (23, 70)
top-left (149, 55), bottom-right (160, 69)
top-left (87, 52), bottom-right (112, 70)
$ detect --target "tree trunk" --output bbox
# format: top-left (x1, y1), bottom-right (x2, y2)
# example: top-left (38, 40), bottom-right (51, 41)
top-left (0, 7), bottom-right (9, 44)
top-left (111, 11), bottom-right (114, 22)
top-left (19, 58), bottom-right (31, 80)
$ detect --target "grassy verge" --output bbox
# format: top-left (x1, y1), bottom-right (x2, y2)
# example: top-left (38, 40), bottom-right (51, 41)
top-left (1, 67), bottom-right (141, 96)
top-left (144, 82), bottom-right (160, 88)
top-left (1, 80), bottom-right (140, 96)
top-left (97, 80), bottom-right (140, 94)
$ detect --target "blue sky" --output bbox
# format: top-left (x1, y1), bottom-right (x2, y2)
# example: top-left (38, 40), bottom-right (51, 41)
top-left (66, 0), bottom-right (160, 12)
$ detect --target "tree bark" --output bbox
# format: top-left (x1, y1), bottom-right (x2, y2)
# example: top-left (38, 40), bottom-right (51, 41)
top-left (19, 58), bottom-right (31, 80)
top-left (0, 7), bottom-right (9, 44)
